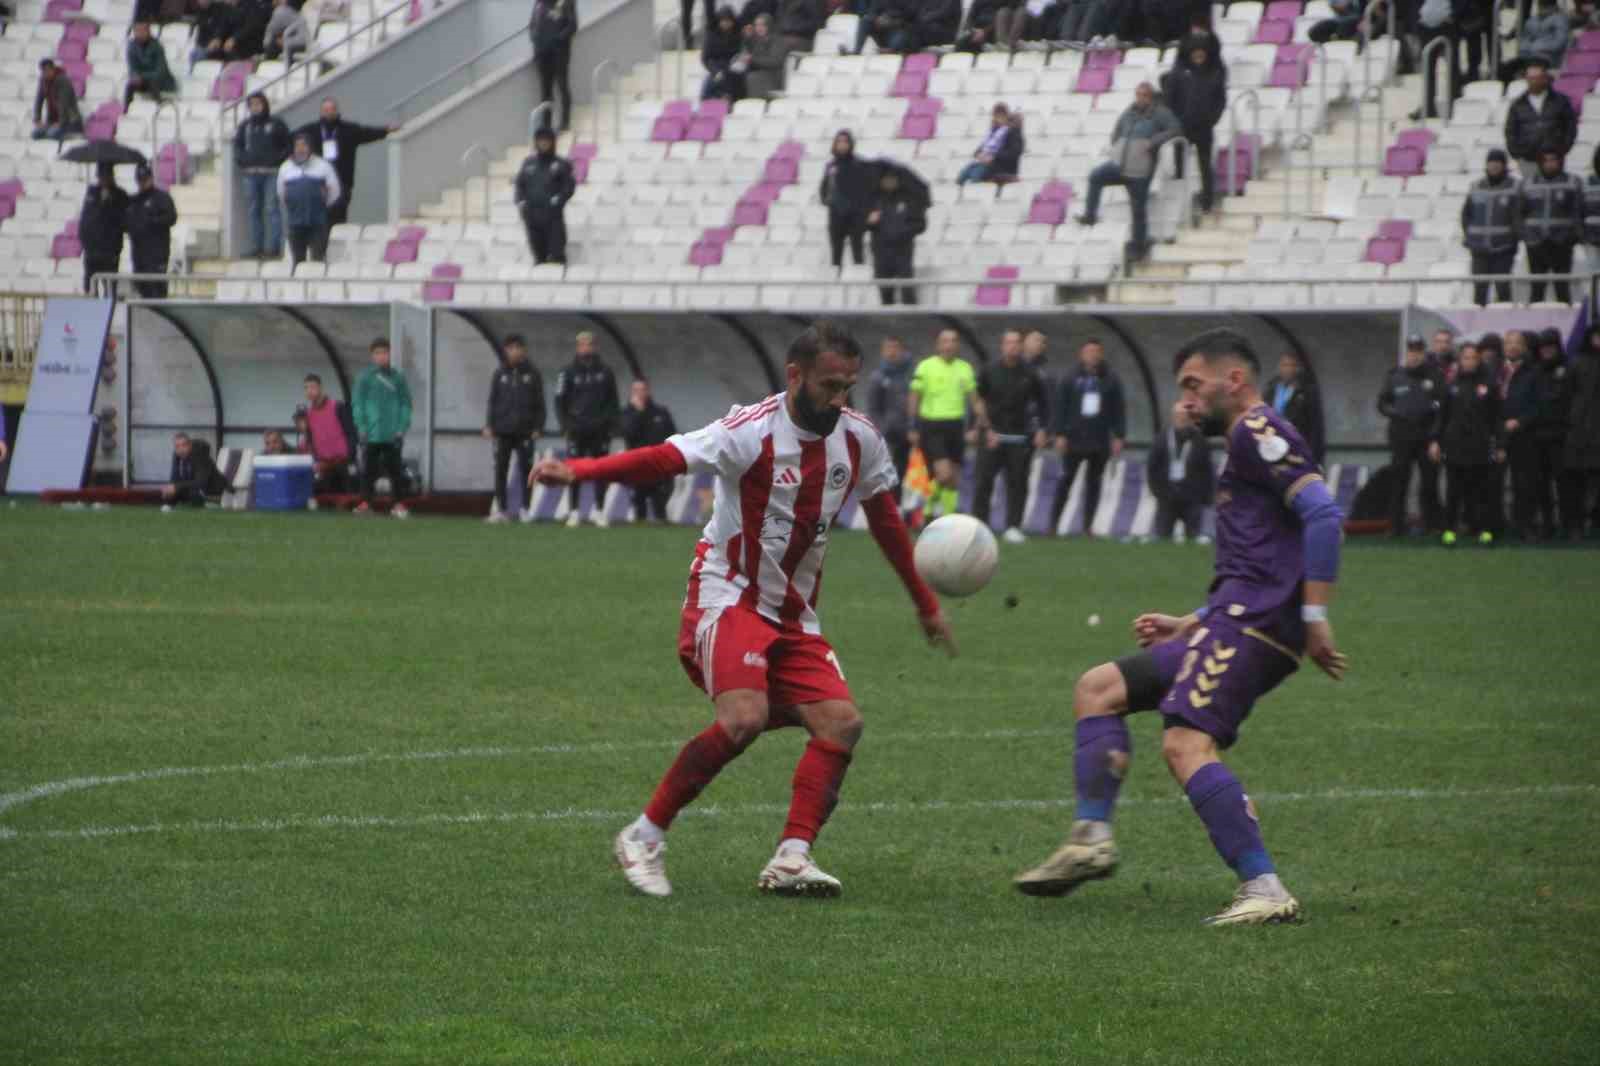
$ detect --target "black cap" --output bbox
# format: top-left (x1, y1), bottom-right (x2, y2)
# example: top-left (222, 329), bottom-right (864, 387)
top-left (39, 58), bottom-right (56, 70)
top-left (1539, 327), bottom-right (1562, 347)
top-left (134, 163), bottom-right (153, 180)
top-left (533, 125), bottom-right (556, 141)
top-left (1406, 334), bottom-right (1425, 349)
top-left (1487, 148), bottom-right (1508, 164)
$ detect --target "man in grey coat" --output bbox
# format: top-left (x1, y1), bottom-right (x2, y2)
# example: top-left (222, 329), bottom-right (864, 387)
top-left (1074, 82), bottom-right (1180, 260)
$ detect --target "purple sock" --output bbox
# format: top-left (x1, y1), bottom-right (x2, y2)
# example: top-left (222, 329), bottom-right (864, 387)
top-left (1073, 716), bottom-right (1132, 822)
top-left (1185, 762), bottom-right (1274, 881)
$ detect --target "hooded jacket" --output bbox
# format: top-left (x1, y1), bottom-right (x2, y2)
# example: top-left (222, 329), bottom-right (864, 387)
top-left (232, 0), bottom-right (275, 56)
top-left (744, 30), bottom-right (788, 97)
top-left (819, 133), bottom-right (876, 221)
top-left (1564, 341), bottom-right (1600, 469)
top-left (1378, 360), bottom-right (1447, 444)
top-left (1160, 34), bottom-right (1228, 138)
top-left (1438, 364), bottom-right (1501, 465)
top-left (33, 68), bottom-right (82, 129)
top-left (702, 11), bottom-right (743, 72)
top-left (79, 182), bottom-right (129, 258)
top-left (125, 183), bottom-right (178, 264)
top-left (1532, 349), bottom-right (1573, 444)
top-left (126, 36), bottom-right (177, 94)
top-left (868, 356), bottom-right (915, 438)
top-left (234, 99), bottom-right (293, 170)
top-left (513, 147), bottom-right (576, 220)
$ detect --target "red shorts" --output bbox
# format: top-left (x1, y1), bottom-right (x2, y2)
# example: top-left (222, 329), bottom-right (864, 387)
top-left (678, 604), bottom-right (854, 711)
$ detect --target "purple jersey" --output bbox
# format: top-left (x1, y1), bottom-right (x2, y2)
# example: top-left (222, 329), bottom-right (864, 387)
top-left (1206, 403), bottom-right (1325, 653)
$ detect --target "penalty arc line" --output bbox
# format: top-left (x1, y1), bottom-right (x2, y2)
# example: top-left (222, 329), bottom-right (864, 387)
top-left (1, 783), bottom-right (1594, 845)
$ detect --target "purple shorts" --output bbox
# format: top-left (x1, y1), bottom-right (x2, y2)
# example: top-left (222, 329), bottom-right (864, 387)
top-left (1117, 619), bottom-right (1298, 749)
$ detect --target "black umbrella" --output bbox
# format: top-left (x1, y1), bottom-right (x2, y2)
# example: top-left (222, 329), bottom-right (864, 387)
top-left (870, 157), bottom-right (932, 211)
top-left (60, 141), bottom-right (147, 167)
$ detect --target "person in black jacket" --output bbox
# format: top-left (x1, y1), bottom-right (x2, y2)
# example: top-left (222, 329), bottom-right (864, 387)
top-left (867, 335), bottom-right (914, 483)
top-left (235, 92), bottom-right (291, 259)
top-left (1500, 331), bottom-right (1544, 538)
top-left (1378, 335), bottom-right (1447, 535)
top-left (867, 166), bottom-right (925, 305)
top-left (531, 0), bottom-right (577, 132)
top-left (1146, 401), bottom-right (1215, 542)
top-left (819, 130), bottom-right (873, 268)
top-left (79, 164), bottom-right (128, 295)
top-left (914, 0), bottom-right (962, 48)
top-left (555, 332), bottom-right (620, 527)
top-left (483, 334), bottom-right (547, 523)
top-left (1562, 325), bottom-right (1600, 539)
top-left (1531, 327), bottom-right (1573, 535)
top-left (701, 6), bottom-right (745, 100)
top-left (513, 126), bottom-right (576, 264)
top-left (973, 329), bottom-right (1049, 543)
top-left (1503, 61), bottom-right (1577, 181)
top-left (1261, 351), bottom-right (1325, 462)
top-left (225, 0), bottom-right (274, 60)
top-left (620, 379), bottom-right (679, 522)
top-left (1162, 33), bottom-right (1228, 212)
top-left (957, 103), bottom-right (1024, 184)
top-left (853, 0), bottom-right (919, 53)
top-left (125, 163), bottom-right (177, 299)
top-left (1462, 148), bottom-right (1521, 306)
top-left (294, 98), bottom-right (394, 226)
top-left (189, 0), bottom-right (241, 68)
top-left (1519, 147), bottom-right (1584, 303)
top-left (1434, 342), bottom-right (1500, 542)
top-left (957, 0), bottom-right (1016, 51)
top-left (161, 433), bottom-right (220, 508)
top-left (1049, 338), bottom-right (1126, 537)
top-left (778, 0), bottom-right (824, 52)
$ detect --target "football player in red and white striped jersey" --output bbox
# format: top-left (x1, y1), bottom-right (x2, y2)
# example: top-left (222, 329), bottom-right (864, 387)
top-left (533, 321), bottom-right (955, 898)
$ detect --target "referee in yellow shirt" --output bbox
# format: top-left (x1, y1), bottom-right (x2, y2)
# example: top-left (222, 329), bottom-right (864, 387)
top-left (907, 329), bottom-right (989, 519)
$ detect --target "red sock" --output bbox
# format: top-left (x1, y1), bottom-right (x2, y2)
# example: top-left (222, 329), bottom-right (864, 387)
top-left (781, 737), bottom-right (853, 844)
top-left (642, 721), bottom-right (743, 830)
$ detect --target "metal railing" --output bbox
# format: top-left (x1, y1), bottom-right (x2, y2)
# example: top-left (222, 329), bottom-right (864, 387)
top-left (656, 17), bottom-right (687, 99)
top-left (1416, 32), bottom-right (1458, 125)
top-left (151, 99), bottom-right (182, 184)
top-left (590, 58), bottom-right (620, 148)
top-left (460, 143), bottom-right (492, 224)
top-left (1351, 0), bottom-right (1400, 175)
top-left (1221, 89), bottom-right (1260, 211)
top-left (386, 20), bottom-right (530, 126)
top-left (529, 103), bottom-right (554, 139)
top-left (1490, 0), bottom-right (1528, 80)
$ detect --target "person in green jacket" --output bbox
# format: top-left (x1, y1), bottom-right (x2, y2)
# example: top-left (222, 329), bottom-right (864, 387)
top-left (124, 22), bottom-right (178, 109)
top-left (353, 336), bottom-right (413, 517)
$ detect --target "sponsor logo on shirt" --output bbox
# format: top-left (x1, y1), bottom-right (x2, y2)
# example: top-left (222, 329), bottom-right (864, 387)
top-left (828, 463), bottom-right (850, 489)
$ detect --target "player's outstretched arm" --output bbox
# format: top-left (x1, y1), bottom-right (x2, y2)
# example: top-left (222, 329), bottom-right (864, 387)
top-left (531, 442), bottom-right (688, 488)
top-left (859, 492), bottom-right (956, 658)
top-left (1293, 479), bottom-right (1348, 681)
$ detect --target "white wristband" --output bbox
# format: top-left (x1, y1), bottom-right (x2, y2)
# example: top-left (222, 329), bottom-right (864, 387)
top-left (1302, 605), bottom-right (1328, 624)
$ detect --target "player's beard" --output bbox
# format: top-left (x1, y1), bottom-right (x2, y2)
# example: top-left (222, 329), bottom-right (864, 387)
top-left (793, 387), bottom-right (842, 437)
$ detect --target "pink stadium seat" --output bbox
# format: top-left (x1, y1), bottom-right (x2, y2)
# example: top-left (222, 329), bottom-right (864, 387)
top-left (1084, 49), bottom-right (1120, 69)
top-left (1267, 60), bottom-right (1307, 88)
top-left (1026, 199), bottom-right (1065, 225)
top-left (901, 53), bottom-right (937, 74)
top-left (701, 226), bottom-right (733, 246)
top-left (732, 200), bottom-right (768, 227)
top-left (407, 0), bottom-right (424, 23)
top-left (907, 96), bottom-right (944, 116)
top-left (1254, 20), bottom-right (1292, 45)
top-left (773, 140), bottom-right (806, 159)
top-left (44, 0), bottom-right (84, 22)
top-left (1382, 145), bottom-right (1425, 177)
top-left (0, 179), bottom-right (25, 201)
top-left (696, 99), bottom-right (730, 119)
top-left (662, 99), bottom-right (694, 117)
top-left (1265, 1), bottom-right (1303, 21)
top-left (763, 156), bottom-right (799, 184)
top-left (569, 142), bottom-right (599, 161)
top-left (1579, 30), bottom-right (1600, 53)
top-left (1278, 43), bottom-right (1313, 64)
top-left (211, 71), bottom-right (247, 102)
top-left (899, 113), bottom-right (937, 140)
top-left (62, 62), bottom-right (91, 97)
top-left (1555, 76), bottom-right (1591, 114)
top-left (651, 115), bottom-right (688, 142)
top-left (688, 239), bottom-right (723, 267)
top-left (51, 233), bottom-right (82, 259)
top-left (1037, 179), bottom-right (1072, 204)
top-left (422, 263), bottom-right (460, 302)
top-left (156, 142), bottom-right (191, 186)
top-left (1565, 51), bottom-right (1600, 76)
top-left (84, 115), bottom-right (117, 141)
top-left (397, 225), bottom-right (428, 243)
top-left (1075, 67), bottom-right (1112, 93)
top-left (63, 218), bottom-right (77, 237)
top-left (1377, 219), bottom-right (1413, 241)
top-left (571, 157), bottom-right (590, 183)
top-left (383, 238), bottom-right (419, 265)
top-left (1364, 236), bottom-right (1406, 265)
top-left (56, 38), bottom-right (87, 62)
top-left (1395, 128), bottom-right (1436, 150)
top-left (0, 197), bottom-right (15, 222)
top-left (744, 181), bottom-right (784, 204)
top-left (976, 266), bottom-right (1017, 307)
top-left (62, 18), bottom-right (97, 41)
top-left (891, 70), bottom-right (929, 98)
top-left (685, 115), bottom-right (723, 142)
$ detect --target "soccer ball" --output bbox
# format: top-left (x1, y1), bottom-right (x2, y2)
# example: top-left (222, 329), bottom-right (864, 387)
top-left (914, 514), bottom-right (999, 598)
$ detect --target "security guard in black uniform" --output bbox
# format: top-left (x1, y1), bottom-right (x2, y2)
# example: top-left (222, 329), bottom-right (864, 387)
top-left (1461, 148), bottom-right (1521, 307)
top-left (513, 126), bottom-right (576, 265)
top-left (621, 379), bottom-right (679, 523)
top-left (1378, 334), bottom-right (1448, 536)
top-left (555, 331), bottom-right (620, 526)
top-left (972, 328), bottom-right (1049, 543)
top-left (78, 163), bottom-right (128, 294)
top-left (483, 333), bottom-right (546, 522)
top-left (1518, 146), bottom-right (1584, 304)
top-left (125, 162), bottom-right (177, 298)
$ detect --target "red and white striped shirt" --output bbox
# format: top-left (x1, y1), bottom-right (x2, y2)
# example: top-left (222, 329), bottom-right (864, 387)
top-left (671, 394), bottom-right (899, 636)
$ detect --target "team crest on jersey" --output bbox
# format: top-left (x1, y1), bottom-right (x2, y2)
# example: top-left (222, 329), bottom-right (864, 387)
top-left (828, 463), bottom-right (850, 489)
top-left (1257, 434), bottom-right (1289, 463)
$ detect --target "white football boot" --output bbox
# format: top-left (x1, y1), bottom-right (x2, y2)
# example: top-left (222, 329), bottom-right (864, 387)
top-left (757, 847), bottom-right (842, 898)
top-left (613, 828), bottom-right (671, 898)
top-left (1203, 874), bottom-right (1301, 927)
top-left (1013, 819), bottom-right (1119, 897)
top-left (1002, 527), bottom-right (1026, 545)
top-left (564, 511), bottom-right (582, 528)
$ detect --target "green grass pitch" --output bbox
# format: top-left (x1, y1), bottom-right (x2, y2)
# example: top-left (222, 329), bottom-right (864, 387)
top-left (2, 504), bottom-right (1597, 1065)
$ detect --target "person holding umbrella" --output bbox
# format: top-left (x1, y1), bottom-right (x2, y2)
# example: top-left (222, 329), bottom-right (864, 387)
top-left (125, 162), bottom-right (177, 298)
top-left (866, 159), bottom-right (928, 306)
top-left (78, 163), bottom-right (130, 294)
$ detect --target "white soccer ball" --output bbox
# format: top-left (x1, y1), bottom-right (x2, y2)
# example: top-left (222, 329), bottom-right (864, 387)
top-left (914, 514), bottom-right (1000, 598)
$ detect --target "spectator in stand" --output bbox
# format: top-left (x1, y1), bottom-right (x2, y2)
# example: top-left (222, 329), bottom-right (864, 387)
top-left (779, 0), bottom-right (825, 52)
top-left (1504, 60), bottom-right (1577, 181)
top-left (956, 103), bottom-right (1025, 185)
top-left (1139, 0), bottom-right (1192, 43)
top-left (1049, 338), bottom-right (1125, 538)
top-left (620, 380), bottom-right (679, 523)
top-left (867, 165), bottom-right (926, 305)
top-left (1563, 324), bottom-right (1600, 539)
top-left (972, 329), bottom-right (1048, 545)
top-left (126, 163), bottom-right (177, 299)
top-left (263, 0), bottom-right (310, 64)
top-left (226, 0), bottom-right (275, 60)
top-left (1075, 82), bottom-right (1179, 261)
top-left (742, 14), bottom-right (789, 98)
top-left (1068, 0), bottom-right (1128, 45)
top-left (957, 0), bottom-right (1017, 53)
top-left (531, 0), bottom-right (577, 132)
top-left (1412, 0), bottom-right (1461, 120)
top-left (915, 0), bottom-right (962, 48)
top-left (262, 428), bottom-right (291, 456)
top-left (162, 433), bottom-right (220, 509)
top-left (1519, 146), bottom-right (1584, 303)
top-left (908, 329), bottom-right (983, 521)
top-left (852, 0), bottom-right (919, 53)
top-left (189, 0), bottom-right (241, 70)
top-left (1584, 141), bottom-right (1600, 267)
top-left (1162, 33), bottom-right (1228, 214)
top-left (513, 126), bottom-right (576, 265)
top-left (302, 373), bottom-right (355, 491)
top-left (1262, 351), bottom-right (1326, 462)
top-left (1462, 148), bottom-right (1521, 306)
top-left (1435, 341), bottom-right (1501, 544)
top-left (483, 334), bottom-right (546, 524)
top-left (1308, 0), bottom-right (1378, 44)
top-left (31, 59), bottom-right (83, 141)
top-left (1532, 328), bottom-right (1574, 534)
top-left (701, 6), bottom-right (746, 100)
top-left (79, 164), bottom-right (128, 295)
top-left (1146, 401), bottom-right (1215, 543)
top-left (353, 337), bottom-right (413, 518)
top-left (867, 335), bottom-right (913, 484)
top-left (277, 132), bottom-right (341, 265)
top-left (124, 22), bottom-right (177, 110)
top-left (1499, 0), bottom-right (1570, 84)
top-left (1378, 335), bottom-right (1447, 536)
top-left (294, 99), bottom-right (396, 227)
top-left (820, 130), bottom-right (873, 268)
top-left (1054, 0), bottom-right (1096, 42)
top-left (555, 331), bottom-right (620, 528)
top-left (235, 92), bottom-right (292, 260)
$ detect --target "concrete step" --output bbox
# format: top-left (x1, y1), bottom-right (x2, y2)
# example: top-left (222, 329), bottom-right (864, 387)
top-left (1106, 281), bottom-right (1175, 304)
top-left (1148, 243), bottom-right (1243, 266)
top-left (1131, 261), bottom-right (1189, 281)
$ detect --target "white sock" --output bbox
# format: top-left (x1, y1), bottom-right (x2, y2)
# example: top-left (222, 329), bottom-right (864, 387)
top-left (629, 814), bottom-right (665, 845)
top-left (1249, 872), bottom-right (1288, 898)
top-left (777, 837), bottom-right (810, 856)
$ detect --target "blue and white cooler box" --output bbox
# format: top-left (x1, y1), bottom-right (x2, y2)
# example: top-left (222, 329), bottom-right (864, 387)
top-left (253, 454), bottom-right (315, 511)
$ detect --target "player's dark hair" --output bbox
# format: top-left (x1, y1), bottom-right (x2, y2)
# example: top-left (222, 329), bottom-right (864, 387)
top-left (503, 334), bottom-right (526, 348)
top-left (370, 337), bottom-right (390, 353)
top-left (1172, 328), bottom-right (1261, 376)
top-left (787, 320), bottom-right (862, 367)
top-left (304, 373), bottom-right (321, 385)
top-left (1081, 337), bottom-right (1104, 348)
top-left (174, 431), bottom-right (190, 442)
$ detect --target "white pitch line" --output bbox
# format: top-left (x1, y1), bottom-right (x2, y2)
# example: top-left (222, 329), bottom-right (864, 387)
top-left (2, 783), bottom-right (1594, 845)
